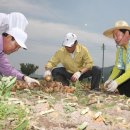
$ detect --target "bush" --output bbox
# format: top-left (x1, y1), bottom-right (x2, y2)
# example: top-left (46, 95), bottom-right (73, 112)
top-left (20, 63), bottom-right (39, 76)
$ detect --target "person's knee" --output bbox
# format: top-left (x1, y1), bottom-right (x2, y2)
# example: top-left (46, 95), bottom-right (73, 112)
top-left (52, 72), bottom-right (69, 86)
top-left (52, 68), bottom-right (58, 76)
top-left (52, 67), bottom-right (64, 76)
top-left (93, 66), bottom-right (101, 75)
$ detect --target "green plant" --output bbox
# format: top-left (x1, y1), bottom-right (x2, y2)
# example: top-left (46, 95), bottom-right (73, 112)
top-left (0, 102), bottom-right (28, 129)
top-left (20, 63), bottom-right (39, 76)
top-left (14, 119), bottom-right (28, 130)
top-left (0, 76), bottom-right (16, 98)
top-left (70, 81), bottom-right (84, 97)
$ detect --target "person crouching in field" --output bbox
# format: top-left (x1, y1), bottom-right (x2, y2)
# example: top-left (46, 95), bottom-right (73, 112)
top-left (104, 20), bottom-right (130, 97)
top-left (44, 32), bottom-right (101, 91)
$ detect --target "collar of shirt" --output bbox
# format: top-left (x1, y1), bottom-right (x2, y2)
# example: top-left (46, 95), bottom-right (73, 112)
top-left (126, 41), bottom-right (130, 49)
top-left (75, 43), bottom-right (81, 53)
top-left (63, 43), bottom-right (81, 53)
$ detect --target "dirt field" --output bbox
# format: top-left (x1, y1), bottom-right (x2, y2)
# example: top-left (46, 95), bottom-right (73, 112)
top-left (10, 91), bottom-right (130, 129)
top-left (1, 81), bottom-right (130, 130)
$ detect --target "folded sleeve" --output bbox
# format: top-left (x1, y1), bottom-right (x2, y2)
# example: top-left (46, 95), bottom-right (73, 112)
top-left (0, 52), bottom-right (24, 80)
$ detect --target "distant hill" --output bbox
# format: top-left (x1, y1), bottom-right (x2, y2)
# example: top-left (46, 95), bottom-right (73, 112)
top-left (102, 66), bottom-right (113, 82)
top-left (29, 73), bottom-right (43, 79)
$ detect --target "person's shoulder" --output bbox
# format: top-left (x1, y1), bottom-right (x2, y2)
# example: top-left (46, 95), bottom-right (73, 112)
top-left (56, 47), bottom-right (65, 53)
top-left (78, 42), bottom-right (85, 46)
top-left (78, 43), bottom-right (87, 49)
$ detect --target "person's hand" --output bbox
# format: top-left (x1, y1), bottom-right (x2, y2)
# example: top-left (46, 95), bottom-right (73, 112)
top-left (44, 70), bottom-right (52, 81)
top-left (44, 70), bottom-right (51, 77)
top-left (107, 80), bottom-right (118, 92)
top-left (71, 71), bottom-right (81, 82)
top-left (24, 76), bottom-right (40, 86)
top-left (104, 79), bottom-right (112, 87)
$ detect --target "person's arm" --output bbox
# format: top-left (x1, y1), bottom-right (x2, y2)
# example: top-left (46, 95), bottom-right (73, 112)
top-left (109, 66), bottom-right (121, 80)
top-left (79, 68), bottom-right (89, 74)
top-left (115, 69), bottom-right (130, 84)
top-left (79, 46), bottom-right (93, 73)
top-left (109, 48), bottom-right (130, 85)
top-left (45, 50), bottom-right (60, 70)
top-left (0, 52), bottom-right (24, 79)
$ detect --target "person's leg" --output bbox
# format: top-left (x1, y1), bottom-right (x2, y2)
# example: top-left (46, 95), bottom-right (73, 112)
top-left (79, 66), bottom-right (101, 90)
top-left (91, 66), bottom-right (101, 90)
top-left (118, 79), bottom-right (130, 97)
top-left (52, 67), bottom-right (72, 86)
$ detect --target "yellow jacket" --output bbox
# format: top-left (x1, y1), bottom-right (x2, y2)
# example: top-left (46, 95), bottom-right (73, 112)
top-left (109, 45), bottom-right (130, 85)
top-left (45, 43), bottom-right (93, 73)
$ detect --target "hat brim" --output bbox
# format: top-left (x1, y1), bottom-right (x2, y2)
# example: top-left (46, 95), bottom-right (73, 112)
top-left (15, 38), bottom-right (27, 49)
top-left (63, 41), bottom-right (75, 47)
top-left (103, 26), bottom-right (130, 38)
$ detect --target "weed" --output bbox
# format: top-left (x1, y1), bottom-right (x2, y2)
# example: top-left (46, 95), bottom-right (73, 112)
top-left (0, 101), bottom-right (28, 129)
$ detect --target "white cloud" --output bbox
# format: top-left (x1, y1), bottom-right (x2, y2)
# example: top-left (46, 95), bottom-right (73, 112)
top-left (1, 0), bottom-right (117, 75)
top-left (27, 19), bottom-right (115, 44)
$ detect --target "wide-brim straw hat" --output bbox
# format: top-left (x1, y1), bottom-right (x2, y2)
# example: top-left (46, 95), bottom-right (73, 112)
top-left (103, 20), bottom-right (130, 38)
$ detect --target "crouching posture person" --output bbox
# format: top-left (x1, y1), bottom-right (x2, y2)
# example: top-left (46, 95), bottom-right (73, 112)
top-left (0, 12), bottom-right (39, 85)
top-left (103, 20), bottom-right (130, 97)
top-left (44, 33), bottom-right (101, 91)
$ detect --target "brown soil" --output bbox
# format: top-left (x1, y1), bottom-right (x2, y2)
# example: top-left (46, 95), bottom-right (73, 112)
top-left (3, 80), bottom-right (130, 130)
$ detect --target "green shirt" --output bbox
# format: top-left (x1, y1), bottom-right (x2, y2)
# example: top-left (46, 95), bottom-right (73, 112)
top-left (109, 45), bottom-right (130, 85)
top-left (45, 43), bottom-right (93, 73)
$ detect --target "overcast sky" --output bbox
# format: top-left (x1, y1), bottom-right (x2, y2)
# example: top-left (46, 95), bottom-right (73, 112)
top-left (0, 0), bottom-right (130, 75)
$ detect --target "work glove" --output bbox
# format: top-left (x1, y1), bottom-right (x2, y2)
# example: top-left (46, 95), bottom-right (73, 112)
top-left (107, 80), bottom-right (118, 92)
top-left (104, 79), bottom-right (112, 87)
top-left (24, 76), bottom-right (40, 86)
top-left (71, 71), bottom-right (81, 82)
top-left (44, 70), bottom-right (51, 77)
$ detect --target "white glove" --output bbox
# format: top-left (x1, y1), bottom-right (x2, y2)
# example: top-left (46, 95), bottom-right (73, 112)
top-left (24, 76), bottom-right (40, 86)
top-left (44, 70), bottom-right (51, 77)
top-left (104, 79), bottom-right (112, 87)
top-left (71, 71), bottom-right (81, 82)
top-left (107, 80), bottom-right (118, 92)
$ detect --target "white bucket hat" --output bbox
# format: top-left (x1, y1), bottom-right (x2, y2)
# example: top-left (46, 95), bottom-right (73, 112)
top-left (0, 12), bottom-right (28, 34)
top-left (63, 32), bottom-right (77, 47)
top-left (8, 12), bottom-right (28, 31)
top-left (103, 20), bottom-right (130, 38)
top-left (0, 13), bottom-right (8, 34)
top-left (6, 27), bottom-right (27, 49)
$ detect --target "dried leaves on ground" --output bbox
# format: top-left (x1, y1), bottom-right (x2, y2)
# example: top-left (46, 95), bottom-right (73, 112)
top-left (0, 79), bottom-right (130, 130)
